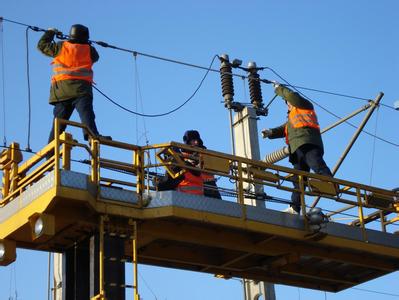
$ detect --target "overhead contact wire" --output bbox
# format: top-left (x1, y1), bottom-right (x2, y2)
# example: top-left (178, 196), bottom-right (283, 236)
top-left (2, 17), bottom-right (398, 145)
top-left (2, 17), bottom-right (380, 106)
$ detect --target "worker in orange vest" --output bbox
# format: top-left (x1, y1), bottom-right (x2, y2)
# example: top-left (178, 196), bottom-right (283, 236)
top-left (154, 130), bottom-right (222, 199)
top-left (37, 24), bottom-right (110, 143)
top-left (154, 147), bottom-right (204, 196)
top-left (182, 130), bottom-right (221, 199)
top-left (261, 83), bottom-right (332, 214)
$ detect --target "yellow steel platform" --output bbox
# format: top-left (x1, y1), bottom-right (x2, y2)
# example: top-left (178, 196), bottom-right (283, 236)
top-left (1, 119), bottom-right (399, 293)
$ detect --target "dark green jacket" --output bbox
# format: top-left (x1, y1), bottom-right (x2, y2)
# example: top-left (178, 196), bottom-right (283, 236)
top-left (37, 31), bottom-right (99, 104)
top-left (268, 86), bottom-right (324, 154)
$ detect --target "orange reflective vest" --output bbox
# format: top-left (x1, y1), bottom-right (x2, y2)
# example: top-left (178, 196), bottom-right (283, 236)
top-left (51, 41), bottom-right (93, 83)
top-left (177, 172), bottom-right (204, 195)
top-left (284, 107), bottom-right (320, 144)
top-left (201, 173), bottom-right (215, 183)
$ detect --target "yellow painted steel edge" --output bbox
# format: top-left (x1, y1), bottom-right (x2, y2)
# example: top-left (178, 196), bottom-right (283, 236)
top-left (91, 199), bottom-right (399, 256)
top-left (0, 187), bottom-right (57, 239)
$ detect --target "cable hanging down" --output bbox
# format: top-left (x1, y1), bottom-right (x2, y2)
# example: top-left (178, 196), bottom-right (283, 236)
top-left (93, 55), bottom-right (217, 117)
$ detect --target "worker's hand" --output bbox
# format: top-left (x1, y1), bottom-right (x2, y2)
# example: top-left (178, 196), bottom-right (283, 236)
top-left (271, 80), bottom-right (280, 89)
top-left (261, 129), bottom-right (272, 139)
top-left (47, 28), bottom-right (59, 33)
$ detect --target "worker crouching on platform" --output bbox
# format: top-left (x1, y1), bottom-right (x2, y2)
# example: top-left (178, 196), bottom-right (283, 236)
top-left (261, 83), bottom-right (333, 214)
top-left (37, 24), bottom-right (111, 143)
top-left (183, 130), bottom-right (222, 199)
top-left (154, 130), bottom-right (221, 199)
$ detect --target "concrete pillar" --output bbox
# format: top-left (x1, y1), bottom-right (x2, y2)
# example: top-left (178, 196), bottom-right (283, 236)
top-left (233, 107), bottom-right (276, 300)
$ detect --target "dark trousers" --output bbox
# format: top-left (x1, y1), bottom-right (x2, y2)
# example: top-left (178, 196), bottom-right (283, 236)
top-left (290, 144), bottom-right (332, 213)
top-left (48, 96), bottom-right (99, 143)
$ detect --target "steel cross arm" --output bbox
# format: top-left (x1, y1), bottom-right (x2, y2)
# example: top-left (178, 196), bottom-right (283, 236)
top-left (311, 92), bottom-right (384, 208)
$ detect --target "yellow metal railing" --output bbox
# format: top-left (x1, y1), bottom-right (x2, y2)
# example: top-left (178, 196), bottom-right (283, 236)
top-left (1, 119), bottom-right (399, 237)
top-left (144, 141), bottom-right (399, 236)
top-left (1, 119), bottom-right (399, 299)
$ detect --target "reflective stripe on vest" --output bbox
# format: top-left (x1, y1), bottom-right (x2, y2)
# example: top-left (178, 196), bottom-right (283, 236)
top-left (201, 173), bottom-right (215, 183)
top-left (177, 172), bottom-right (204, 195)
top-left (51, 41), bottom-right (93, 83)
top-left (284, 107), bottom-right (320, 145)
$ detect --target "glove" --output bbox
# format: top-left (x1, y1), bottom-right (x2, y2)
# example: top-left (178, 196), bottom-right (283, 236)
top-left (47, 28), bottom-right (60, 33)
top-left (29, 26), bottom-right (41, 32)
top-left (261, 129), bottom-right (272, 139)
top-left (271, 80), bottom-right (280, 89)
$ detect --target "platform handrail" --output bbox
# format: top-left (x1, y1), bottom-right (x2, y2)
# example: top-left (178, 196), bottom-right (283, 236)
top-left (1, 121), bottom-right (399, 236)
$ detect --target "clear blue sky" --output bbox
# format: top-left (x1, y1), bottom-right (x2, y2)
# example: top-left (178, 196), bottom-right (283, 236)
top-left (1, 1), bottom-right (399, 299)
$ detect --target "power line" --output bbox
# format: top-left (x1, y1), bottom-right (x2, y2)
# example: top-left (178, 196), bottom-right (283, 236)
top-left (94, 55), bottom-right (217, 118)
top-left (5, 15), bottom-right (398, 120)
top-left (1, 17), bottom-right (379, 106)
top-left (275, 83), bottom-right (372, 102)
top-left (265, 67), bottom-right (399, 147)
top-left (262, 69), bottom-right (397, 111)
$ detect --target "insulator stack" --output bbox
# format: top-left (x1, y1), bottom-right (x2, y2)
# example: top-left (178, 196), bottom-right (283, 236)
top-left (219, 54), bottom-right (234, 108)
top-left (247, 62), bottom-right (263, 110)
top-left (264, 146), bottom-right (289, 163)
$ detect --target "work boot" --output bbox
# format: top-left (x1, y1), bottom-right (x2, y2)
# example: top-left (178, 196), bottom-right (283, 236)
top-left (283, 206), bottom-right (299, 215)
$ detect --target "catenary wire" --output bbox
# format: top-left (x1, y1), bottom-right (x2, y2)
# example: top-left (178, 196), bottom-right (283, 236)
top-left (291, 85), bottom-right (397, 111)
top-left (0, 18), bottom-right (6, 146)
top-left (265, 67), bottom-right (399, 147)
top-left (4, 15), bottom-right (398, 117)
top-left (93, 55), bottom-right (217, 117)
top-left (1, 17), bottom-right (381, 105)
top-left (285, 84), bottom-right (371, 102)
